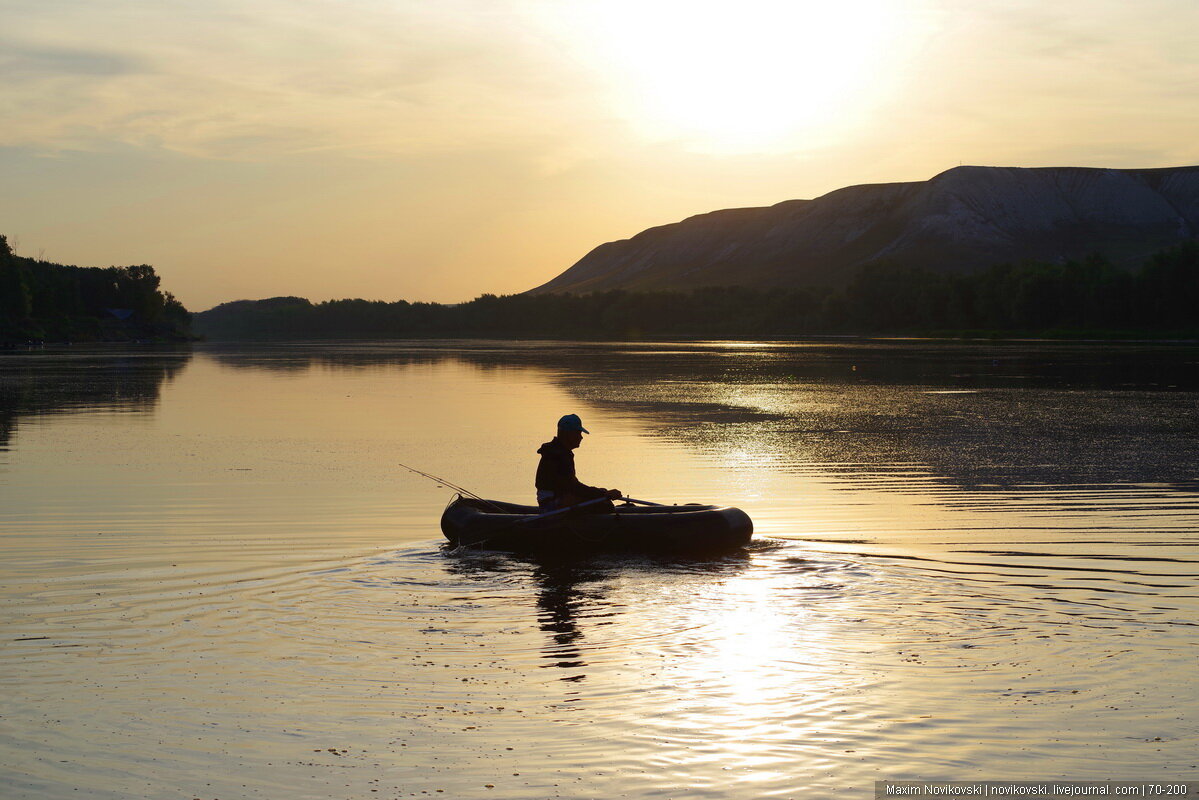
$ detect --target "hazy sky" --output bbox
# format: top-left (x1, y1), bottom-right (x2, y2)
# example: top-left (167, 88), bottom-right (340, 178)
top-left (2, 0), bottom-right (1198, 310)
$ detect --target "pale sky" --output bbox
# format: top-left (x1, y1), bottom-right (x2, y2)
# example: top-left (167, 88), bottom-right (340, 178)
top-left (2, 0), bottom-right (1197, 310)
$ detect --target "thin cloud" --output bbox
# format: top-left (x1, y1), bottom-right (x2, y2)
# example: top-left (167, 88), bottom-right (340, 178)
top-left (0, 40), bottom-right (143, 77)
top-left (0, 0), bottom-right (602, 158)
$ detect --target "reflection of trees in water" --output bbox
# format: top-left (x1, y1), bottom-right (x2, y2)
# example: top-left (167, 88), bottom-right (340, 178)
top-left (199, 339), bottom-right (1199, 384)
top-left (205, 348), bottom-right (440, 374)
top-left (202, 342), bottom-right (550, 375)
top-left (443, 550), bottom-right (751, 683)
top-left (0, 348), bottom-right (191, 451)
top-left (204, 341), bottom-right (1199, 489)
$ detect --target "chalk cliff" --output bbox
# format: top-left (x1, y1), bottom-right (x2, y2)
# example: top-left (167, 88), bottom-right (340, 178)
top-left (527, 166), bottom-right (1199, 294)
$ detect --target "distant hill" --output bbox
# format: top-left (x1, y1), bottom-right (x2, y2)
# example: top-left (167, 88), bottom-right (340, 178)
top-left (191, 237), bottom-right (1199, 340)
top-left (527, 165), bottom-right (1199, 294)
top-left (191, 296), bottom-right (314, 340)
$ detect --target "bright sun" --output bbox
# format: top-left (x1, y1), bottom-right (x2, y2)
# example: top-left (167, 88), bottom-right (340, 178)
top-left (563, 0), bottom-right (912, 153)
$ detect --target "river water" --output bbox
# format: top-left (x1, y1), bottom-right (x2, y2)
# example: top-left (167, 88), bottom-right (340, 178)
top-left (1, 340), bottom-right (1197, 799)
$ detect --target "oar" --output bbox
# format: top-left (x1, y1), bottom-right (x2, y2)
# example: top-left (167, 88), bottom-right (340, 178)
top-left (526, 495), bottom-right (613, 523)
top-left (618, 496), bottom-right (664, 506)
top-left (454, 496), bottom-right (614, 550)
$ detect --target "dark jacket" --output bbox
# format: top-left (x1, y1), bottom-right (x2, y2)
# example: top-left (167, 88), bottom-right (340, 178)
top-left (535, 438), bottom-right (607, 509)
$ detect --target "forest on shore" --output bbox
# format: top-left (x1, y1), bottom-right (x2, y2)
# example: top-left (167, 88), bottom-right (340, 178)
top-left (0, 235), bottom-right (192, 344)
top-left (195, 242), bottom-right (1198, 340)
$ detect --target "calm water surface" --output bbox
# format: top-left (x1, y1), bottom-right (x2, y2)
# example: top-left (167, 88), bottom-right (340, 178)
top-left (1, 340), bottom-right (1197, 799)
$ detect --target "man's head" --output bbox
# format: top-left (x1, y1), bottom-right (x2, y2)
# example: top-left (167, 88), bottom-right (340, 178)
top-left (557, 413), bottom-right (588, 449)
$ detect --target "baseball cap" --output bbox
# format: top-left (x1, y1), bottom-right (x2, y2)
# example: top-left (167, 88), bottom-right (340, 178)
top-left (557, 413), bottom-right (590, 434)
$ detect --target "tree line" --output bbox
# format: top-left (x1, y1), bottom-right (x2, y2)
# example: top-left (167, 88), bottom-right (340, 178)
top-left (194, 242), bottom-right (1198, 340)
top-left (0, 235), bottom-right (191, 343)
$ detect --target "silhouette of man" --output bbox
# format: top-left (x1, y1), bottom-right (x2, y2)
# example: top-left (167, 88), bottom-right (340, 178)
top-left (535, 414), bottom-right (622, 511)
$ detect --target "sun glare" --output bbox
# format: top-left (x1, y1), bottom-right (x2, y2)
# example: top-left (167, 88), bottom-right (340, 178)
top-left (564, 0), bottom-right (912, 153)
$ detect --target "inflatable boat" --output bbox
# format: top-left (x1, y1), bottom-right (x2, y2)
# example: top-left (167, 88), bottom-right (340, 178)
top-left (441, 495), bottom-right (753, 554)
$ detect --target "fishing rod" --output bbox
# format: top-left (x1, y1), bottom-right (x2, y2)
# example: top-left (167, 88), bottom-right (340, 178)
top-left (397, 462), bottom-right (505, 511)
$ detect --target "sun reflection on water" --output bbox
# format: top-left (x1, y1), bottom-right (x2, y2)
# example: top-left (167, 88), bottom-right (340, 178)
top-left (618, 554), bottom-right (867, 789)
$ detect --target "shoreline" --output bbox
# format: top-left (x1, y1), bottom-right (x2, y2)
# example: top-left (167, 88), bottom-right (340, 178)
top-left (7, 332), bottom-right (1199, 348)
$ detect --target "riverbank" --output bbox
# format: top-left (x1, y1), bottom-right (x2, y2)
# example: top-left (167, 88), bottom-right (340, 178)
top-left (191, 242), bottom-right (1199, 342)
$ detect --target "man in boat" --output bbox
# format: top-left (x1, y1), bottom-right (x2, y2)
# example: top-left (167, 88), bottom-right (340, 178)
top-left (536, 413), bottom-right (622, 511)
